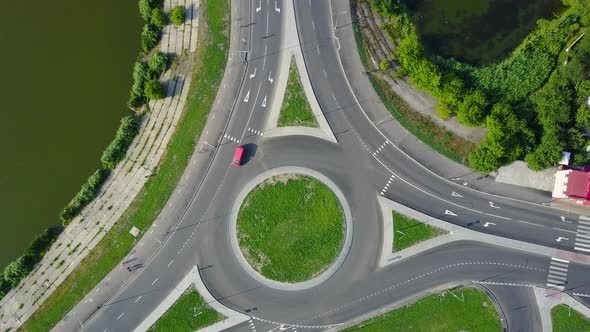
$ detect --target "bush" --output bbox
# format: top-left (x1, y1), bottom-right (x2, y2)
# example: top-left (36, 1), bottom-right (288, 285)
top-left (101, 115), bottom-right (142, 170)
top-left (141, 24), bottom-right (161, 52)
top-left (4, 257), bottom-right (30, 288)
top-left (128, 62), bottom-right (150, 109)
top-left (148, 52), bottom-right (170, 76)
top-left (139, 0), bottom-right (158, 21)
top-left (379, 59), bottom-right (391, 71)
top-left (60, 169), bottom-right (110, 225)
top-left (145, 78), bottom-right (167, 100)
top-left (170, 6), bottom-right (186, 26)
top-left (151, 7), bottom-right (168, 28)
top-left (456, 90), bottom-right (487, 127)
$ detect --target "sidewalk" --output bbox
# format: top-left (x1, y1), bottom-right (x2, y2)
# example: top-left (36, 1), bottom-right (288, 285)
top-left (332, 0), bottom-right (552, 205)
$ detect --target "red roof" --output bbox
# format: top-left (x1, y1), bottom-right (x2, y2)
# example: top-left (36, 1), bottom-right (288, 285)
top-left (566, 170), bottom-right (590, 200)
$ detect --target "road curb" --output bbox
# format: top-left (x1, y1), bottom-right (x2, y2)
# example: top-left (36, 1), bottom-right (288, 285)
top-left (228, 166), bottom-right (353, 291)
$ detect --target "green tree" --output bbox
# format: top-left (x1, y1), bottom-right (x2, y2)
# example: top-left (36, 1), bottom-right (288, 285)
top-left (139, 0), bottom-right (157, 21)
top-left (128, 62), bottom-right (150, 109)
top-left (576, 80), bottom-right (590, 99)
top-left (525, 130), bottom-right (564, 170)
top-left (151, 7), bottom-right (168, 28)
top-left (456, 90), bottom-right (487, 127)
top-left (435, 103), bottom-right (451, 120)
top-left (141, 24), bottom-right (161, 52)
top-left (170, 6), bottom-right (186, 26)
top-left (148, 52), bottom-right (170, 75)
top-left (145, 78), bottom-right (166, 100)
top-left (3, 257), bottom-right (30, 288)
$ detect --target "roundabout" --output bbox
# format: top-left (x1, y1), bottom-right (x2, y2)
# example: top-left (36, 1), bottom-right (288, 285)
top-left (229, 166), bottom-right (353, 291)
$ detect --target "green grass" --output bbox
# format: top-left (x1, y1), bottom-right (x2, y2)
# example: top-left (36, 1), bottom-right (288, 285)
top-left (551, 304), bottom-right (590, 332)
top-left (237, 175), bottom-right (344, 282)
top-left (352, 22), bottom-right (476, 165)
top-left (278, 57), bottom-right (318, 127)
top-left (393, 212), bottom-right (446, 251)
top-left (148, 288), bottom-right (223, 332)
top-left (344, 287), bottom-right (502, 332)
top-left (20, 1), bottom-right (229, 330)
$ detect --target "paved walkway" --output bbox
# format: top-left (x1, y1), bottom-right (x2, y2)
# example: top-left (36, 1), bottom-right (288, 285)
top-left (534, 287), bottom-right (590, 331)
top-left (0, 1), bottom-right (200, 329)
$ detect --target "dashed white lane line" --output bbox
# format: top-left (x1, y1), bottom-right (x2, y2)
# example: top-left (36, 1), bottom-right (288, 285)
top-left (152, 278), bottom-right (158, 286)
top-left (380, 174), bottom-right (395, 195)
top-left (116, 313), bottom-right (125, 320)
top-left (575, 219), bottom-right (590, 253)
top-left (223, 134), bottom-right (241, 144)
top-left (248, 128), bottom-right (264, 136)
top-left (168, 259), bottom-right (174, 268)
top-left (134, 295), bottom-right (143, 303)
top-left (546, 257), bottom-right (569, 291)
top-left (518, 220), bottom-right (545, 227)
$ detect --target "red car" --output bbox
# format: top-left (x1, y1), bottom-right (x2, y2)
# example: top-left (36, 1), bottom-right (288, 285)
top-left (232, 146), bottom-right (245, 167)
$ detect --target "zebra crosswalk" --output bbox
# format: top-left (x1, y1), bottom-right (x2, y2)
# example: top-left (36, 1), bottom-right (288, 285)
top-left (575, 216), bottom-right (590, 253)
top-left (546, 257), bottom-right (569, 291)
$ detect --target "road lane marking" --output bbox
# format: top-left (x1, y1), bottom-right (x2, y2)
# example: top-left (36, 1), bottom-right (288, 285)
top-left (489, 202), bottom-right (500, 209)
top-left (275, 1), bottom-right (280, 13)
top-left (261, 96), bottom-right (267, 108)
top-left (249, 67), bottom-right (257, 78)
top-left (168, 259), bottom-right (174, 267)
top-left (451, 192), bottom-right (463, 198)
top-left (248, 128), bottom-right (264, 136)
top-left (485, 213), bottom-right (511, 220)
top-left (152, 278), bottom-right (158, 286)
top-left (483, 222), bottom-right (495, 227)
top-left (223, 134), bottom-right (241, 144)
top-left (268, 71), bottom-right (273, 84)
top-left (116, 313), bottom-right (125, 320)
top-left (575, 217), bottom-right (590, 253)
top-left (244, 90), bottom-right (250, 102)
top-left (556, 237), bottom-right (569, 242)
top-left (240, 82), bottom-right (263, 141)
top-left (256, 0), bottom-right (261, 12)
top-left (546, 257), bottom-right (569, 291)
top-left (518, 220), bottom-right (545, 227)
top-left (380, 175), bottom-right (396, 195)
top-left (445, 210), bottom-right (457, 216)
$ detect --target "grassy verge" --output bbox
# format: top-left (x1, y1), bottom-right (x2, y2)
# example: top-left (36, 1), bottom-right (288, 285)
top-left (278, 57), bottom-right (318, 127)
top-left (551, 304), bottom-right (590, 332)
top-left (20, 0), bottom-right (229, 330)
top-left (237, 175), bottom-right (343, 282)
top-left (351, 21), bottom-right (476, 165)
top-left (148, 288), bottom-right (223, 331)
top-left (344, 287), bottom-right (501, 331)
top-left (393, 212), bottom-right (446, 251)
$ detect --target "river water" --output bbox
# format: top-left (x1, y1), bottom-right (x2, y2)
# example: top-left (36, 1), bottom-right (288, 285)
top-left (0, 1), bottom-right (141, 267)
top-left (411, 0), bottom-right (564, 65)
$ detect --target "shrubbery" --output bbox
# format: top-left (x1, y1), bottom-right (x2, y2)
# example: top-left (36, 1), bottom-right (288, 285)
top-left (151, 7), bottom-right (168, 28)
top-left (60, 169), bottom-right (110, 225)
top-left (148, 52), bottom-right (170, 75)
top-left (101, 115), bottom-right (142, 170)
top-left (369, 0), bottom-right (590, 172)
top-left (141, 24), bottom-right (162, 52)
top-left (128, 61), bottom-right (151, 110)
top-left (145, 78), bottom-right (167, 100)
top-left (0, 226), bottom-right (61, 298)
top-left (170, 6), bottom-right (186, 26)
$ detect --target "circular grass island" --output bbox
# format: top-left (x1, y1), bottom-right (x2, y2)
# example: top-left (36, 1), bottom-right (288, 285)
top-left (236, 174), bottom-right (345, 283)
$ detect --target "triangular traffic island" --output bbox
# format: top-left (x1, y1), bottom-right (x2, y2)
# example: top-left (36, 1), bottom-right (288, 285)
top-left (278, 56), bottom-right (319, 128)
top-left (392, 211), bottom-right (446, 251)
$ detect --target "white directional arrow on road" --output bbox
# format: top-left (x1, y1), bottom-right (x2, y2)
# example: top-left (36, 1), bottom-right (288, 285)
top-left (489, 202), bottom-right (500, 209)
top-left (249, 67), bottom-right (257, 78)
top-left (243, 90), bottom-right (250, 102)
top-left (268, 71), bottom-right (273, 84)
top-left (560, 216), bottom-right (574, 223)
top-left (445, 210), bottom-right (457, 216)
top-left (451, 192), bottom-right (463, 198)
top-left (483, 222), bottom-right (496, 228)
top-left (275, 1), bottom-right (281, 13)
top-left (256, 0), bottom-right (261, 12)
top-left (261, 96), bottom-right (267, 108)
top-left (556, 237), bottom-right (569, 242)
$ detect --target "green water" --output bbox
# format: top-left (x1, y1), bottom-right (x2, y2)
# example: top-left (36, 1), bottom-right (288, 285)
top-left (411, 0), bottom-right (564, 65)
top-left (0, 1), bottom-right (141, 267)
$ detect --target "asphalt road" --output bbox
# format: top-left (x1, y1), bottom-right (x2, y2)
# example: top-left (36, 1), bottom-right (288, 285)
top-left (72, 0), bottom-right (590, 331)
